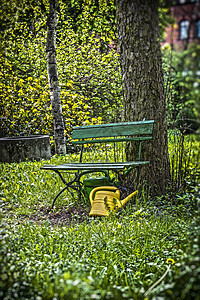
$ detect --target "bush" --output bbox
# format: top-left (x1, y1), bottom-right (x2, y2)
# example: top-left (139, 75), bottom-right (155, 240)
top-left (0, 2), bottom-right (122, 146)
top-left (162, 43), bottom-right (200, 131)
top-left (176, 107), bottom-right (199, 134)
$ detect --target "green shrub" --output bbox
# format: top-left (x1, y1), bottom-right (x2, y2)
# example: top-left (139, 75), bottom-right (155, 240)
top-left (162, 43), bottom-right (200, 131)
top-left (0, 2), bottom-right (122, 144)
top-left (176, 107), bottom-right (199, 134)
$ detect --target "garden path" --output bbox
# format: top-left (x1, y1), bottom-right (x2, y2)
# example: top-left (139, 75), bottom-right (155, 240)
top-left (24, 206), bottom-right (90, 226)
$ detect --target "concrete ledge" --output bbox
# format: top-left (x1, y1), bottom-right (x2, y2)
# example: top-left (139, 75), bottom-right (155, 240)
top-left (0, 135), bottom-right (51, 163)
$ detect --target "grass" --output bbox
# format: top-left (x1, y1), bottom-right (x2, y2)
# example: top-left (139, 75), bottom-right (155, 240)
top-left (0, 134), bottom-right (199, 299)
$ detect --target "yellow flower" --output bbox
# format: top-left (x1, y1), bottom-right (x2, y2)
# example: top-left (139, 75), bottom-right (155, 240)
top-left (167, 258), bottom-right (175, 265)
top-left (18, 78), bottom-right (24, 85)
top-left (117, 224), bottom-right (122, 229)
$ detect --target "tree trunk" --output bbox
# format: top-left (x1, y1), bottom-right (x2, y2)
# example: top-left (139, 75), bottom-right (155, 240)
top-left (46, 0), bottom-right (66, 155)
top-left (116, 0), bottom-right (170, 195)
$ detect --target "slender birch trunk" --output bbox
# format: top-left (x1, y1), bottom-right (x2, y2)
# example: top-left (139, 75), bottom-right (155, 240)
top-left (46, 0), bottom-right (66, 154)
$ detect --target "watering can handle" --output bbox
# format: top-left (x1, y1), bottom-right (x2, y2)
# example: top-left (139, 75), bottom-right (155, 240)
top-left (89, 186), bottom-right (119, 205)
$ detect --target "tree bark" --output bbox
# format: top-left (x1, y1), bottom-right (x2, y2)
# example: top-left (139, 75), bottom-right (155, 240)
top-left (116, 0), bottom-right (170, 194)
top-left (46, 0), bottom-right (66, 154)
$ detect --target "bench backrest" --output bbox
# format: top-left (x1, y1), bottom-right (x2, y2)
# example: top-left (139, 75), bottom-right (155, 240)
top-left (72, 120), bottom-right (154, 163)
top-left (72, 120), bottom-right (154, 145)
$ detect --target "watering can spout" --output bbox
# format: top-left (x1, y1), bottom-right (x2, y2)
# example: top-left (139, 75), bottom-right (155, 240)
top-left (120, 190), bottom-right (138, 207)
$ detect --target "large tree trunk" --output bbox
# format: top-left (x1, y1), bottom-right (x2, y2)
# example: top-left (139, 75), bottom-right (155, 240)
top-left (46, 0), bottom-right (66, 155)
top-left (116, 0), bottom-right (170, 194)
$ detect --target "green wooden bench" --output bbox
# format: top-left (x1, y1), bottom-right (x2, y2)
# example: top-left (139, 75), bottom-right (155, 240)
top-left (41, 120), bottom-right (154, 208)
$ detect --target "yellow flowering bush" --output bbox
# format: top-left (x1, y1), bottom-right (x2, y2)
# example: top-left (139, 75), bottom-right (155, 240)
top-left (0, 54), bottom-right (92, 142)
top-left (0, 1), bottom-right (122, 149)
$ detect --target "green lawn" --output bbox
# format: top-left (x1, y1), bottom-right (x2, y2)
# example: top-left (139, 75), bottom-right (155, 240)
top-left (0, 135), bottom-right (199, 300)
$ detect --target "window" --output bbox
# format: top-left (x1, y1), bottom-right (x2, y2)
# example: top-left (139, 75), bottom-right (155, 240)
top-left (194, 20), bottom-right (200, 38)
top-left (179, 20), bottom-right (190, 39)
top-left (178, 0), bottom-right (196, 3)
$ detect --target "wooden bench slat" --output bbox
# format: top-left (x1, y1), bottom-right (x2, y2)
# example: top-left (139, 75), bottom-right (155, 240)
top-left (72, 120), bottom-right (154, 140)
top-left (41, 161), bottom-right (150, 171)
top-left (72, 136), bottom-right (152, 145)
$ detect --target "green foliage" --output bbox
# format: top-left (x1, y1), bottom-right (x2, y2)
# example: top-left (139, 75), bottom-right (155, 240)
top-left (168, 132), bottom-right (200, 194)
top-left (162, 43), bottom-right (200, 132)
top-left (57, 5), bottom-right (122, 122)
top-left (64, 0), bottom-right (117, 41)
top-left (149, 217), bottom-right (200, 300)
top-left (159, 1), bottom-right (174, 40)
top-left (0, 0), bottom-right (48, 35)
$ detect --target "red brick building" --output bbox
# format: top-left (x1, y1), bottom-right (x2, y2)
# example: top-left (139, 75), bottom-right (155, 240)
top-left (161, 0), bottom-right (200, 50)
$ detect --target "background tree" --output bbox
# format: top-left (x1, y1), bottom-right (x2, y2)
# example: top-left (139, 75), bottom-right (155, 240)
top-left (46, 0), bottom-right (66, 154)
top-left (116, 0), bottom-right (170, 194)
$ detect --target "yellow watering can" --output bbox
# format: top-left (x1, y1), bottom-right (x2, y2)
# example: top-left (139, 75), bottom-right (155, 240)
top-left (89, 186), bottom-right (138, 217)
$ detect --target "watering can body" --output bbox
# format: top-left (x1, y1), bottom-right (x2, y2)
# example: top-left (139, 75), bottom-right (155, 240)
top-left (89, 186), bottom-right (138, 217)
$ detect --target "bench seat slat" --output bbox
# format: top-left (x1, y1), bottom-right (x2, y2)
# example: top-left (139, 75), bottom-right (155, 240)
top-left (41, 161), bottom-right (150, 171)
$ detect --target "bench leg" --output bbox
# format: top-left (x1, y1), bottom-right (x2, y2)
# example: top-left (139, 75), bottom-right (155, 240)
top-left (51, 171), bottom-right (81, 209)
top-left (113, 168), bottom-right (140, 196)
top-left (51, 186), bottom-right (69, 209)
